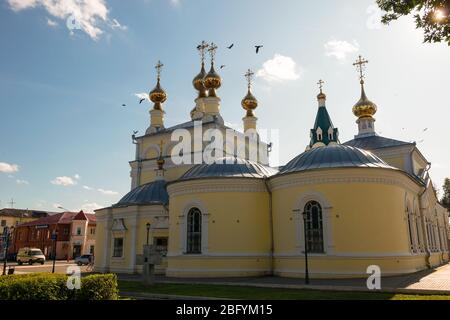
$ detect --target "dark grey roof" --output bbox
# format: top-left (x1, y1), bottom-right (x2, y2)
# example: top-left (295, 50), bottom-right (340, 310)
top-left (113, 180), bottom-right (168, 207)
top-left (136, 118), bottom-right (223, 139)
top-left (344, 135), bottom-right (414, 150)
top-left (278, 144), bottom-right (396, 175)
top-left (179, 157), bottom-right (278, 181)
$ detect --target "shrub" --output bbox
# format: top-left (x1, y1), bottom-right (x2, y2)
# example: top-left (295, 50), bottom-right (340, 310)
top-left (0, 273), bottom-right (118, 300)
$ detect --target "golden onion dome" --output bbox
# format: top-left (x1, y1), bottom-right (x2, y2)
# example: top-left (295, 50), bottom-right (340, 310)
top-left (317, 92), bottom-right (326, 100)
top-left (352, 82), bottom-right (377, 118)
top-left (149, 79), bottom-right (167, 109)
top-left (203, 64), bottom-right (222, 97)
top-left (193, 64), bottom-right (207, 98)
top-left (241, 90), bottom-right (258, 117)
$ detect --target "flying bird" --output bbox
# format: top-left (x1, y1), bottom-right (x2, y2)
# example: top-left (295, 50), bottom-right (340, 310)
top-left (122, 104), bottom-right (126, 107)
top-left (423, 128), bottom-right (428, 132)
top-left (227, 43), bottom-right (234, 49)
top-left (220, 65), bottom-right (226, 69)
top-left (133, 130), bottom-right (139, 135)
top-left (139, 98), bottom-right (145, 104)
top-left (255, 45), bottom-right (263, 53)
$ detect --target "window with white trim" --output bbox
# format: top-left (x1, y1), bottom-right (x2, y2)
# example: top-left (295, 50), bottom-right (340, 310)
top-left (186, 208), bottom-right (202, 254)
top-left (304, 201), bottom-right (324, 253)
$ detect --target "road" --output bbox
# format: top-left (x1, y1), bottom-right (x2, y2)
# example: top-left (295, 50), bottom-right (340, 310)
top-left (2, 260), bottom-right (91, 275)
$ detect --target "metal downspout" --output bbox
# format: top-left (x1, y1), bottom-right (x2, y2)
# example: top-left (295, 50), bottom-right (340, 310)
top-left (264, 177), bottom-right (274, 276)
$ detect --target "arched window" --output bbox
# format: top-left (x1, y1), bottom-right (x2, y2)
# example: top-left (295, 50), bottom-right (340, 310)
top-left (186, 208), bottom-right (202, 254)
top-left (304, 201), bottom-right (324, 253)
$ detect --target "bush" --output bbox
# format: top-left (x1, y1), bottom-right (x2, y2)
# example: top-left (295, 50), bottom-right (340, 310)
top-left (0, 273), bottom-right (118, 300)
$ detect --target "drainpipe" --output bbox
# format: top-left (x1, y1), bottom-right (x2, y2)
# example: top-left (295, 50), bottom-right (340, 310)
top-left (263, 177), bottom-right (274, 276)
top-left (419, 184), bottom-right (432, 269)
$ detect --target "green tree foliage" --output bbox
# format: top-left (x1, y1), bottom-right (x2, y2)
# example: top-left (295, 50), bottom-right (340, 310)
top-left (441, 178), bottom-right (450, 210)
top-left (377, 0), bottom-right (450, 44)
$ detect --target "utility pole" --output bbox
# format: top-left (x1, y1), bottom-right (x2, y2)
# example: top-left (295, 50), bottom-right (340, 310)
top-left (8, 198), bottom-right (16, 209)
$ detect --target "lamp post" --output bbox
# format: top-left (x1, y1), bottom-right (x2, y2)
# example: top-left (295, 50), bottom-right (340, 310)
top-left (51, 230), bottom-right (58, 273)
top-left (302, 211), bottom-right (310, 285)
top-left (146, 223), bottom-right (151, 245)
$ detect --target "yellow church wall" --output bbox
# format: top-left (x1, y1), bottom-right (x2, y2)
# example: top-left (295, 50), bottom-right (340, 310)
top-left (166, 179), bottom-right (272, 277)
top-left (270, 168), bottom-right (427, 278)
top-left (139, 164), bottom-right (195, 185)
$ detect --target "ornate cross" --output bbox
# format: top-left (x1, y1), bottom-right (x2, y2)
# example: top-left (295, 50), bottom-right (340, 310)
top-left (353, 55), bottom-right (369, 82)
top-left (155, 60), bottom-right (164, 80)
top-left (244, 69), bottom-right (254, 90)
top-left (208, 42), bottom-right (218, 63)
top-left (317, 79), bottom-right (324, 93)
top-left (197, 40), bottom-right (209, 64)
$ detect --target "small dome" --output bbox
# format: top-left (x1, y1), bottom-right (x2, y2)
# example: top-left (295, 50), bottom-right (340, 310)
top-left (353, 84), bottom-right (377, 118)
top-left (278, 144), bottom-right (395, 175)
top-left (179, 157), bottom-right (278, 181)
top-left (204, 64), bottom-right (221, 95)
top-left (317, 92), bottom-right (326, 100)
top-left (114, 180), bottom-right (168, 207)
top-left (149, 79), bottom-right (167, 107)
top-left (193, 64), bottom-right (207, 98)
top-left (241, 90), bottom-right (258, 116)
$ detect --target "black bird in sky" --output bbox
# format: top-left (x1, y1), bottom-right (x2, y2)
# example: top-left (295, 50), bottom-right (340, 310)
top-left (133, 130), bottom-right (139, 135)
top-left (122, 104), bottom-right (126, 107)
top-left (220, 65), bottom-right (226, 69)
top-left (255, 45), bottom-right (263, 53)
top-left (227, 43), bottom-right (234, 49)
top-left (139, 98), bottom-right (145, 104)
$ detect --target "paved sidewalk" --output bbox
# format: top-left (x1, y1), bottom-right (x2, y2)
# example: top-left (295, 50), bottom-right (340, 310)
top-left (118, 263), bottom-right (450, 295)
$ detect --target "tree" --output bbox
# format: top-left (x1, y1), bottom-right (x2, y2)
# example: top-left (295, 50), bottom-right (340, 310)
top-left (377, 0), bottom-right (450, 45)
top-left (441, 178), bottom-right (450, 210)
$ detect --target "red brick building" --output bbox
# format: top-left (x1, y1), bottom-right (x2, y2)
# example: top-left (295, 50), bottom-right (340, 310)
top-left (10, 211), bottom-right (96, 259)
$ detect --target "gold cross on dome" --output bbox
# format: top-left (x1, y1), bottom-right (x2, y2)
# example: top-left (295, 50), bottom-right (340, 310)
top-left (353, 55), bottom-right (369, 82)
top-left (208, 42), bottom-right (218, 63)
top-left (244, 69), bottom-right (255, 90)
top-left (317, 79), bottom-right (324, 93)
top-left (155, 60), bottom-right (164, 80)
top-left (197, 41), bottom-right (209, 63)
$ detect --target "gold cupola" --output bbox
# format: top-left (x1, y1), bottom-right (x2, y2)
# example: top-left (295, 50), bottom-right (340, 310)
top-left (352, 55), bottom-right (377, 119)
top-left (241, 69), bottom-right (258, 117)
top-left (203, 42), bottom-right (222, 97)
top-left (149, 60), bottom-right (167, 110)
top-left (352, 55), bottom-right (378, 138)
top-left (193, 41), bottom-right (208, 98)
top-left (352, 79), bottom-right (377, 118)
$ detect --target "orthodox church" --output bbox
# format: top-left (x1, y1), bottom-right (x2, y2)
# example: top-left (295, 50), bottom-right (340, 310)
top-left (94, 43), bottom-right (449, 278)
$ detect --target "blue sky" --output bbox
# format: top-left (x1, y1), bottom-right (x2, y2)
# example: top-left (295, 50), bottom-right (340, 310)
top-left (0, 0), bottom-right (449, 212)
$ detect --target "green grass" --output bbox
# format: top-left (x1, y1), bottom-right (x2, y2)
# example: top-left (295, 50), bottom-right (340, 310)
top-left (118, 280), bottom-right (450, 300)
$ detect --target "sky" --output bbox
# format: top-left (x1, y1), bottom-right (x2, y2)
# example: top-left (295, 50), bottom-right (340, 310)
top-left (0, 0), bottom-right (449, 213)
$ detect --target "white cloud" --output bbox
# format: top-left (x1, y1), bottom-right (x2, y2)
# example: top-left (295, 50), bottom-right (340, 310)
top-left (74, 174), bottom-right (80, 180)
top-left (169, 0), bottom-right (181, 7)
top-left (324, 40), bottom-right (359, 60)
top-left (97, 188), bottom-right (119, 196)
top-left (81, 202), bottom-right (103, 212)
top-left (0, 162), bottom-right (19, 173)
top-left (47, 17), bottom-right (57, 27)
top-left (16, 179), bottom-right (29, 185)
top-left (256, 54), bottom-right (301, 82)
top-left (83, 185), bottom-right (93, 190)
top-left (51, 176), bottom-right (76, 186)
top-left (7, 0), bottom-right (125, 40)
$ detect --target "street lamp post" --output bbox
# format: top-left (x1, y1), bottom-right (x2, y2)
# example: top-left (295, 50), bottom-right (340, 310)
top-left (146, 223), bottom-right (151, 245)
top-left (51, 230), bottom-right (58, 273)
top-left (302, 211), bottom-right (310, 285)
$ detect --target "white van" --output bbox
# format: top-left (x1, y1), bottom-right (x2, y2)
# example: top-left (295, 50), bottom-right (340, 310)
top-left (16, 248), bottom-right (46, 265)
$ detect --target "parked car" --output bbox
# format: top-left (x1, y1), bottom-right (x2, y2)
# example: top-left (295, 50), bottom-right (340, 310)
top-left (16, 248), bottom-right (45, 265)
top-left (74, 254), bottom-right (93, 266)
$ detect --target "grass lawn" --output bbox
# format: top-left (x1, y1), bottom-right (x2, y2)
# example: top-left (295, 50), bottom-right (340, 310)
top-left (118, 281), bottom-right (450, 300)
